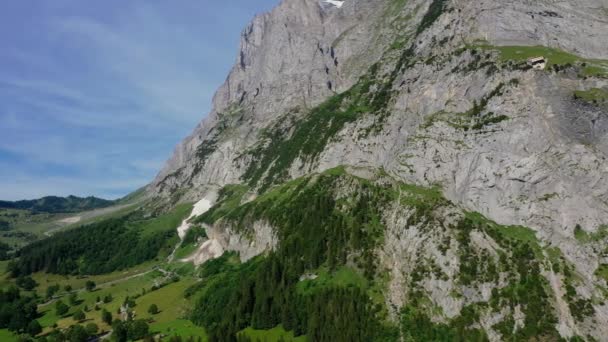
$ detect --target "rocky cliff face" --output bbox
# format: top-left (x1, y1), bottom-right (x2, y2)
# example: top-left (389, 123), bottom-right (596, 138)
top-left (150, 0), bottom-right (608, 340)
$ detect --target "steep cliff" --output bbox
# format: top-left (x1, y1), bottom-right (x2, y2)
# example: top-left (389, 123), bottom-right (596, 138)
top-left (150, 0), bottom-right (608, 340)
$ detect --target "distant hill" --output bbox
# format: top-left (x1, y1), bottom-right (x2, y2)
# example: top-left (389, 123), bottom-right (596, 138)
top-left (0, 195), bottom-right (115, 213)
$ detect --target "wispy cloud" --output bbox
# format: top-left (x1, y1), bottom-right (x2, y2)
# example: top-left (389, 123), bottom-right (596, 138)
top-left (0, 0), bottom-right (279, 200)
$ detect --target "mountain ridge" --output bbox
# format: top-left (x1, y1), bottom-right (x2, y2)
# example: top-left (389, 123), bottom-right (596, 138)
top-left (141, 0), bottom-right (608, 339)
top-left (0, 195), bottom-right (115, 214)
top-left (2, 0), bottom-right (608, 341)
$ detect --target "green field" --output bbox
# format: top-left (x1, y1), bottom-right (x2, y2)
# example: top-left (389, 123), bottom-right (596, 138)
top-left (135, 277), bottom-right (197, 322)
top-left (0, 328), bottom-right (17, 342)
top-left (239, 325), bottom-right (306, 342)
top-left (0, 199), bottom-right (203, 339)
top-left (595, 264), bottom-right (608, 282)
top-left (31, 260), bottom-right (159, 298)
top-left (2, 255), bottom-right (206, 339)
top-left (37, 270), bottom-right (161, 332)
top-left (174, 242), bottom-right (199, 260)
top-left (0, 200), bottom-right (144, 251)
top-left (0, 208), bottom-right (65, 247)
top-left (136, 203), bottom-right (192, 238)
top-left (152, 319), bottom-right (207, 340)
top-left (474, 44), bottom-right (608, 77)
top-left (574, 88), bottom-right (608, 104)
top-left (296, 266), bottom-right (368, 295)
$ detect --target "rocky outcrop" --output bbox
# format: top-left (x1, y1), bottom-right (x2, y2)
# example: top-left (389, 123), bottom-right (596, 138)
top-left (151, 0), bottom-right (393, 200)
top-left (185, 220), bottom-right (277, 266)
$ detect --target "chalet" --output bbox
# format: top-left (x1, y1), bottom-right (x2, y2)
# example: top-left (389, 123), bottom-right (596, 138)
top-left (528, 57), bottom-right (547, 70)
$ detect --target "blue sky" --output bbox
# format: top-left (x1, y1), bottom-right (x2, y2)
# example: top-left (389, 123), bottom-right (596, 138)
top-left (0, 0), bottom-right (279, 201)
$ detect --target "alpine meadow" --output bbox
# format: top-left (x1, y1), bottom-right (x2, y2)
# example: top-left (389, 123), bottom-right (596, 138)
top-left (2, 0), bottom-right (608, 341)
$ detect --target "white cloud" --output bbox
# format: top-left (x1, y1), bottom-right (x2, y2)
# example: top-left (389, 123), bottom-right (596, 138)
top-left (53, 10), bottom-right (221, 126)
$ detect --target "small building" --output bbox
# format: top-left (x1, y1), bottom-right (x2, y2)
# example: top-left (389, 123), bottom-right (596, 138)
top-left (323, 0), bottom-right (345, 8)
top-left (528, 57), bottom-right (547, 70)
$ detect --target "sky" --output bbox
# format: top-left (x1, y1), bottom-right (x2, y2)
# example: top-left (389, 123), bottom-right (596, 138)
top-left (0, 0), bottom-right (279, 201)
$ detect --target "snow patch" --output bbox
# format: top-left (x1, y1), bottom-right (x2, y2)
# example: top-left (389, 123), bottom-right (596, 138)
top-left (323, 0), bottom-right (346, 8)
top-left (177, 197), bottom-right (213, 239)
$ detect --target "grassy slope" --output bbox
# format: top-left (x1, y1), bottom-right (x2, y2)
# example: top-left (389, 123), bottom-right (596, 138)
top-left (1, 167), bottom-right (588, 340)
top-left (574, 88), bottom-right (608, 104)
top-left (0, 202), bottom-right (201, 338)
top-left (37, 271), bottom-right (159, 332)
top-left (36, 272), bottom-right (205, 339)
top-left (0, 186), bottom-right (148, 250)
top-left (296, 266), bottom-right (368, 295)
top-left (135, 278), bottom-right (207, 339)
top-left (0, 201), bottom-right (144, 250)
top-left (239, 325), bottom-right (306, 342)
top-left (0, 329), bottom-right (17, 342)
top-left (136, 203), bottom-right (192, 238)
top-left (475, 44), bottom-right (608, 77)
top-left (31, 260), bottom-right (158, 298)
top-left (174, 242), bottom-right (200, 260)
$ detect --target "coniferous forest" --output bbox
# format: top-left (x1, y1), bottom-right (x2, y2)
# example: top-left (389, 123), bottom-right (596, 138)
top-left (9, 212), bottom-right (179, 277)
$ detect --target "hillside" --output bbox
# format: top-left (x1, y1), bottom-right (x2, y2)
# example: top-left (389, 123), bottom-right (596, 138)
top-left (1, 0), bottom-right (608, 341)
top-left (0, 196), bottom-right (114, 214)
top-left (146, 0), bottom-right (608, 339)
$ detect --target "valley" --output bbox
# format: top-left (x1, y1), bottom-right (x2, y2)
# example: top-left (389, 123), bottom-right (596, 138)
top-left (1, 0), bottom-right (608, 341)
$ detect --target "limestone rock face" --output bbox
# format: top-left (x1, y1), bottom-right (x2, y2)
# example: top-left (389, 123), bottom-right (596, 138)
top-left (150, 0), bottom-right (608, 339)
top-left (151, 0), bottom-right (391, 200)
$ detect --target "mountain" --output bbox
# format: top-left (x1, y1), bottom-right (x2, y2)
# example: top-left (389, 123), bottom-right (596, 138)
top-left (0, 195), bottom-right (114, 214)
top-left (3, 0), bottom-right (608, 341)
top-left (143, 0), bottom-right (608, 339)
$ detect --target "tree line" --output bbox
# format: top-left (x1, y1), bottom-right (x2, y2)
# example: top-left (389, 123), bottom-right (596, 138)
top-left (9, 215), bottom-right (175, 276)
top-left (190, 175), bottom-right (398, 341)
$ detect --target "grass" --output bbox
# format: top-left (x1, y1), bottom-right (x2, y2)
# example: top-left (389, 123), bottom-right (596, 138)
top-left (294, 265), bottom-right (393, 324)
top-left (0, 201), bottom-right (144, 250)
top-left (465, 212), bottom-right (543, 257)
top-left (152, 319), bottom-right (207, 340)
top-left (136, 202), bottom-right (193, 238)
top-left (475, 45), bottom-right (608, 77)
top-left (399, 183), bottom-right (445, 206)
top-left (545, 247), bottom-right (563, 265)
top-left (165, 262), bottom-right (197, 277)
top-left (296, 266), bottom-right (368, 295)
top-left (134, 277), bottom-right (202, 337)
top-left (574, 225), bottom-right (608, 243)
top-left (582, 64), bottom-right (608, 77)
top-left (15, 258), bottom-right (202, 337)
top-left (574, 88), bottom-right (608, 105)
top-left (62, 202), bottom-right (142, 229)
top-left (0, 208), bottom-right (65, 246)
top-left (496, 225), bottom-right (539, 246)
top-left (242, 90), bottom-right (368, 189)
top-left (196, 185), bottom-right (248, 224)
top-left (0, 260), bottom-right (12, 289)
top-left (238, 325), bottom-right (306, 342)
top-left (0, 329), bottom-right (17, 342)
top-left (491, 46), bottom-right (581, 65)
top-left (595, 264), bottom-right (608, 282)
top-left (30, 260), bottom-right (159, 298)
top-left (37, 268), bottom-right (164, 332)
top-left (174, 242), bottom-right (200, 260)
